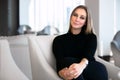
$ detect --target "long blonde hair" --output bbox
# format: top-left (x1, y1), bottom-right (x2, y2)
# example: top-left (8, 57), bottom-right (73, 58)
top-left (68, 5), bottom-right (94, 34)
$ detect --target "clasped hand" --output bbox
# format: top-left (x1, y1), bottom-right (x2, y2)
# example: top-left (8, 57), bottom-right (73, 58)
top-left (60, 63), bottom-right (85, 80)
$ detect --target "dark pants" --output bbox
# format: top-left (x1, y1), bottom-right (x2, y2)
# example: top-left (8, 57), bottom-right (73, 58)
top-left (63, 57), bottom-right (108, 80)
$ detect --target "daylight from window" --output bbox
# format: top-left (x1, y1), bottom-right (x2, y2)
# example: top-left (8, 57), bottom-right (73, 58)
top-left (29, 0), bottom-right (85, 34)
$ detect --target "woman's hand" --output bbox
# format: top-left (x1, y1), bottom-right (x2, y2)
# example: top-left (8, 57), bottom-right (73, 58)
top-left (58, 67), bottom-right (74, 80)
top-left (68, 58), bottom-right (88, 79)
top-left (58, 63), bottom-right (85, 80)
top-left (59, 58), bottom-right (88, 80)
top-left (68, 63), bottom-right (85, 79)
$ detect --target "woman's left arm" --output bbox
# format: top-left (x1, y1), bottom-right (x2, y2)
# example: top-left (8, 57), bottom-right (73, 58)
top-left (83, 34), bottom-right (97, 61)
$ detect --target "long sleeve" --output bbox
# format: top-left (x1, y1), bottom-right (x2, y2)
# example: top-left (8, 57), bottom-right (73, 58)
top-left (52, 36), bottom-right (66, 72)
top-left (82, 34), bottom-right (97, 61)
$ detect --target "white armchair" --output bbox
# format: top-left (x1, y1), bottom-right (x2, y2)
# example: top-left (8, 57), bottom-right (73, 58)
top-left (0, 39), bottom-right (29, 80)
top-left (28, 35), bottom-right (120, 80)
top-left (28, 36), bottom-right (62, 80)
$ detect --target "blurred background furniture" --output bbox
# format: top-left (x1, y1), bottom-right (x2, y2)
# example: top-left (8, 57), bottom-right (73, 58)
top-left (111, 30), bottom-right (120, 67)
top-left (37, 25), bottom-right (59, 35)
top-left (0, 39), bottom-right (29, 80)
top-left (18, 25), bottom-right (35, 34)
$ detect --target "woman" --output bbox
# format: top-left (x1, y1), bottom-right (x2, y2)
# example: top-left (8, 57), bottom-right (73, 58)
top-left (52, 5), bottom-right (108, 80)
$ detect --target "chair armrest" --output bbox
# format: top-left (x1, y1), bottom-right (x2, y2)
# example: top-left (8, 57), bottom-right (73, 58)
top-left (95, 56), bottom-right (120, 80)
top-left (28, 36), bottom-right (62, 80)
top-left (0, 39), bottom-right (29, 80)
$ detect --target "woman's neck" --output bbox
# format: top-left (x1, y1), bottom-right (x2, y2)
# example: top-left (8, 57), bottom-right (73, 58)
top-left (71, 28), bottom-right (81, 35)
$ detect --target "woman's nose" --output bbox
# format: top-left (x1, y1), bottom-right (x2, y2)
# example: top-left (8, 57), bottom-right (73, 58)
top-left (75, 17), bottom-right (80, 21)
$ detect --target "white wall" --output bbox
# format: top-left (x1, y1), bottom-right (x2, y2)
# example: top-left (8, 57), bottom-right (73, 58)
top-left (19, 0), bottom-right (30, 25)
top-left (99, 0), bottom-right (115, 56)
top-left (116, 0), bottom-right (120, 31)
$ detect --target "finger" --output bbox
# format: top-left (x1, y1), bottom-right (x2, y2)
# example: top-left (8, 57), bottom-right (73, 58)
top-left (69, 63), bottom-right (76, 68)
top-left (73, 74), bottom-right (79, 79)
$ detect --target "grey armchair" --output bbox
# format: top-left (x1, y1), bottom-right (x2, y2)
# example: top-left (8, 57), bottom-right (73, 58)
top-left (111, 30), bottom-right (120, 67)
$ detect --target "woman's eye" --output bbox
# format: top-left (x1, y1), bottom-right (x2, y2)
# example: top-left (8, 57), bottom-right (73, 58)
top-left (73, 13), bottom-right (86, 20)
top-left (73, 13), bottom-right (78, 17)
top-left (80, 16), bottom-right (85, 20)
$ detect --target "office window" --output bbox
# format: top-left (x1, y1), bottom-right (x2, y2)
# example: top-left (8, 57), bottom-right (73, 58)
top-left (28, 0), bottom-right (85, 34)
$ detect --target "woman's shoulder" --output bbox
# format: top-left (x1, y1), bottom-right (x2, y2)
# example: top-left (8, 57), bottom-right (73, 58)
top-left (54, 33), bottom-right (68, 41)
top-left (55, 32), bottom-right (69, 38)
top-left (88, 33), bottom-right (96, 37)
top-left (85, 33), bottom-right (97, 39)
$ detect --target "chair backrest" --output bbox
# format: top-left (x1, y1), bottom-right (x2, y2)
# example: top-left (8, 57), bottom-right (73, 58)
top-left (111, 30), bottom-right (120, 67)
top-left (113, 31), bottom-right (120, 49)
top-left (35, 35), bottom-right (57, 68)
top-left (28, 35), bottom-right (61, 80)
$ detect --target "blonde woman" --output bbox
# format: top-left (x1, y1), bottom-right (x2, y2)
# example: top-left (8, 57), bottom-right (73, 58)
top-left (52, 5), bottom-right (108, 80)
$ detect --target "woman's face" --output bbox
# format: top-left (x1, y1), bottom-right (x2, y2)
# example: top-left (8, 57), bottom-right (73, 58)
top-left (70, 8), bottom-right (87, 30)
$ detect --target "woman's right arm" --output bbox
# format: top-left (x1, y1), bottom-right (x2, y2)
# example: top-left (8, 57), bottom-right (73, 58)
top-left (58, 67), bottom-right (74, 80)
top-left (52, 36), bottom-right (66, 71)
top-left (58, 67), bottom-right (68, 79)
top-left (52, 37), bottom-right (72, 80)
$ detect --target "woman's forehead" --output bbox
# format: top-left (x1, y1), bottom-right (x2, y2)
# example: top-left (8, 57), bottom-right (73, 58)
top-left (74, 8), bottom-right (87, 16)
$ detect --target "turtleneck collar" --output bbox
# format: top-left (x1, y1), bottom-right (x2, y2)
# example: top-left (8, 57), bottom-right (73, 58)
top-left (67, 30), bottom-right (84, 37)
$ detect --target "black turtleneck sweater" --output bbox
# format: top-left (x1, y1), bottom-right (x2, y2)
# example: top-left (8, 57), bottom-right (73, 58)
top-left (52, 32), bottom-right (97, 72)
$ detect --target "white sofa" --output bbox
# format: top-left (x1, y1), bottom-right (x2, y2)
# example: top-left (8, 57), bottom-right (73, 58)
top-left (0, 35), bottom-right (120, 80)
